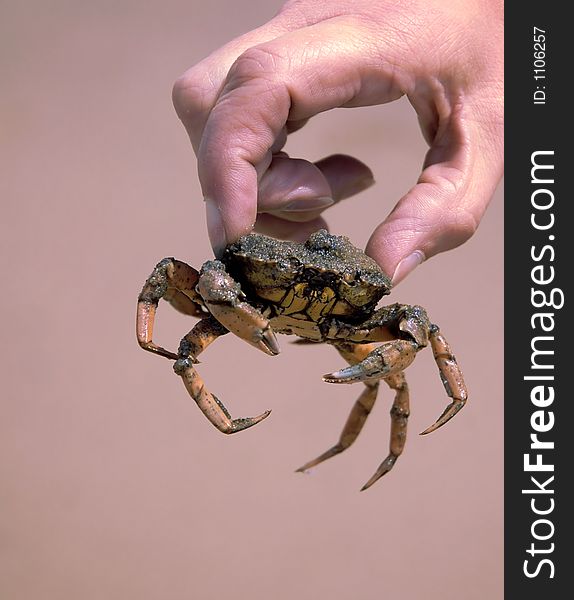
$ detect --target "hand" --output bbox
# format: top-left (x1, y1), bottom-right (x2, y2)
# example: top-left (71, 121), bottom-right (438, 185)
top-left (173, 0), bottom-right (503, 283)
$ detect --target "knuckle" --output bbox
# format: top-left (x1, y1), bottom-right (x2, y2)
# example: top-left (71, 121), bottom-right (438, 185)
top-left (172, 66), bottom-right (212, 120)
top-left (229, 46), bottom-right (284, 85)
top-left (442, 209), bottom-right (478, 244)
top-left (422, 167), bottom-right (479, 244)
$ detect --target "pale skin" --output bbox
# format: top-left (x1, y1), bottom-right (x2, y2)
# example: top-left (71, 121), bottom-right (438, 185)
top-left (172, 0), bottom-right (504, 284)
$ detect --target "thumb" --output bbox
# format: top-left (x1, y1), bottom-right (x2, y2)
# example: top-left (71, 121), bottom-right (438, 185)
top-left (366, 104), bottom-right (503, 284)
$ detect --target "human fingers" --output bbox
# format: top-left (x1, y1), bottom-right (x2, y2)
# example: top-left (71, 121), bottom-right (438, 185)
top-left (366, 102), bottom-right (504, 284)
top-left (257, 154), bottom-right (374, 223)
top-left (195, 18), bottom-right (407, 254)
top-left (253, 213), bottom-right (330, 242)
top-left (172, 17), bottom-right (295, 152)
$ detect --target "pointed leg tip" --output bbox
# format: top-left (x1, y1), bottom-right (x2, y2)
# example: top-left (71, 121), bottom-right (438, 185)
top-left (295, 460), bottom-right (314, 473)
top-left (360, 475), bottom-right (383, 492)
top-left (139, 341), bottom-right (179, 361)
top-left (419, 426), bottom-right (436, 436)
top-left (420, 414), bottom-right (452, 434)
top-left (361, 456), bottom-right (397, 490)
top-left (420, 401), bottom-right (465, 435)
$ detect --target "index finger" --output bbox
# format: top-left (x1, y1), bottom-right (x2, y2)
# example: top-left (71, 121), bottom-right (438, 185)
top-left (195, 19), bottom-right (406, 254)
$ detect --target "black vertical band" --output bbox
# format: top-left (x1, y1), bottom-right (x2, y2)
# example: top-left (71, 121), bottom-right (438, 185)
top-left (505, 4), bottom-right (572, 597)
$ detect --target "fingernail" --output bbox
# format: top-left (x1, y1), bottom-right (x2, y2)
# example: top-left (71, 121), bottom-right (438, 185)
top-left (354, 173), bottom-right (376, 193)
top-left (392, 250), bottom-right (426, 285)
top-left (336, 174), bottom-right (375, 201)
top-left (281, 196), bottom-right (335, 213)
top-left (204, 197), bottom-right (226, 257)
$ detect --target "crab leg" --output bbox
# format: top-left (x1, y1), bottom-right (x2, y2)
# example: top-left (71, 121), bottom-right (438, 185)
top-left (360, 372), bottom-right (410, 491)
top-left (296, 383), bottom-right (379, 473)
top-left (420, 326), bottom-right (468, 435)
top-left (296, 343), bottom-right (380, 473)
top-left (327, 305), bottom-right (467, 434)
top-left (174, 316), bottom-right (271, 434)
top-left (297, 343), bottom-right (411, 489)
top-left (137, 258), bottom-right (206, 360)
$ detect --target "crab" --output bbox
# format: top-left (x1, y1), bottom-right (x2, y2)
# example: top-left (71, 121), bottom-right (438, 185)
top-left (137, 230), bottom-right (467, 490)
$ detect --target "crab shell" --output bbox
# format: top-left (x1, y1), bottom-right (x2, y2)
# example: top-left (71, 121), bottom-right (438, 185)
top-left (221, 229), bottom-right (392, 323)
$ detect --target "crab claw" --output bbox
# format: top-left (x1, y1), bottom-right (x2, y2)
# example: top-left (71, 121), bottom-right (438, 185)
top-left (323, 340), bottom-right (418, 384)
top-left (174, 357), bottom-right (271, 434)
top-left (198, 261), bottom-right (280, 356)
top-left (255, 323), bottom-right (281, 356)
top-left (227, 409), bottom-right (272, 433)
top-left (207, 301), bottom-right (280, 356)
top-left (323, 363), bottom-right (377, 384)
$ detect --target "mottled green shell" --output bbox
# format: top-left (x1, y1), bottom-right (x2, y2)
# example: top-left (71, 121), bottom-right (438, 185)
top-left (222, 230), bottom-right (391, 312)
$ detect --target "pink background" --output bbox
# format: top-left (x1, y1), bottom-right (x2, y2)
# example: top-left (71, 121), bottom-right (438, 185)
top-left (1, 1), bottom-right (503, 599)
